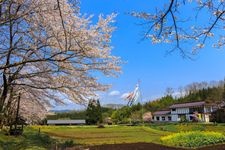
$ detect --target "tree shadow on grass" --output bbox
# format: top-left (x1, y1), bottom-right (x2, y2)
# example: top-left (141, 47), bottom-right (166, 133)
top-left (0, 129), bottom-right (56, 150)
top-left (0, 127), bottom-right (77, 150)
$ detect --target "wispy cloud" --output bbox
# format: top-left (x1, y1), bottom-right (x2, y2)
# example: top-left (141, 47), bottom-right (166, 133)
top-left (109, 90), bottom-right (120, 96)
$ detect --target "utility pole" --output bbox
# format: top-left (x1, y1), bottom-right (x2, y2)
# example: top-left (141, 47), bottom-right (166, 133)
top-left (138, 79), bottom-right (144, 125)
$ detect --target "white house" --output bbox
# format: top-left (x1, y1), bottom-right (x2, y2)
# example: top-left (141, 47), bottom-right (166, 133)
top-left (152, 110), bottom-right (171, 122)
top-left (153, 101), bottom-right (214, 122)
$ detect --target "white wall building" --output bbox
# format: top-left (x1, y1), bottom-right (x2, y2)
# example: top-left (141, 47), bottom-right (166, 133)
top-left (152, 110), bottom-right (171, 122)
top-left (153, 101), bottom-right (214, 123)
top-left (47, 119), bottom-right (86, 125)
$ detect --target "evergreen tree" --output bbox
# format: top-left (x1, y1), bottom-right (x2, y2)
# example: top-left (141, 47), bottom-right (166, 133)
top-left (86, 99), bottom-right (102, 125)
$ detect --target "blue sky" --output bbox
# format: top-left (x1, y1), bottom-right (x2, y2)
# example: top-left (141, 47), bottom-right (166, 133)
top-left (54, 0), bottom-right (225, 110)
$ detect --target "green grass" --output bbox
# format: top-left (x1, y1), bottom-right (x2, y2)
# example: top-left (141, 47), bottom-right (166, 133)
top-left (161, 131), bottom-right (225, 148)
top-left (0, 124), bottom-right (225, 149)
top-left (32, 125), bottom-right (169, 145)
top-left (0, 127), bottom-right (56, 150)
top-left (149, 123), bottom-right (225, 133)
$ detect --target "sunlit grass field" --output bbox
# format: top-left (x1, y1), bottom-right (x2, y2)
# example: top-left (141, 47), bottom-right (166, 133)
top-left (0, 124), bottom-right (225, 149)
top-left (32, 125), bottom-right (169, 145)
top-left (0, 127), bottom-right (54, 150)
top-left (149, 123), bottom-right (225, 133)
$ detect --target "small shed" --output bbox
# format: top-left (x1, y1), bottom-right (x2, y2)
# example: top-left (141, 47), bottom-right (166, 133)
top-left (9, 117), bottom-right (27, 135)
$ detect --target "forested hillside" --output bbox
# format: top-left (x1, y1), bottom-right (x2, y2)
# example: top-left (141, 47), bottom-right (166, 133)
top-left (45, 79), bottom-right (225, 124)
top-left (144, 80), bottom-right (225, 112)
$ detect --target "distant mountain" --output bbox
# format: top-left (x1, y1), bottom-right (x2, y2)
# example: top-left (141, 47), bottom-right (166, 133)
top-left (49, 109), bottom-right (73, 113)
top-left (103, 104), bottom-right (125, 109)
top-left (49, 104), bottom-right (125, 112)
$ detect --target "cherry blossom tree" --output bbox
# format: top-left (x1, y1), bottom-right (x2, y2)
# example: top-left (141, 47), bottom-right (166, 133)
top-left (142, 112), bottom-right (152, 122)
top-left (131, 0), bottom-right (224, 57)
top-left (0, 0), bottom-right (121, 125)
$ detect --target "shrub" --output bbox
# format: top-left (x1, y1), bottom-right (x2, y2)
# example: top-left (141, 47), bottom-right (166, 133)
top-left (60, 140), bottom-right (75, 149)
top-left (161, 131), bottom-right (225, 148)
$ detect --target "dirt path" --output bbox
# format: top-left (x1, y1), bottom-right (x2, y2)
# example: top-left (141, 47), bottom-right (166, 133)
top-left (88, 143), bottom-right (225, 150)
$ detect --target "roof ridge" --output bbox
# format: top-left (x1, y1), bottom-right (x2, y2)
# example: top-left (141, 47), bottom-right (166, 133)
top-left (171, 101), bottom-right (205, 105)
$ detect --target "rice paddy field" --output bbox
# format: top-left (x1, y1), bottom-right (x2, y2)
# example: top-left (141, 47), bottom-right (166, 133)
top-left (33, 125), bottom-right (169, 145)
top-left (0, 123), bottom-right (225, 150)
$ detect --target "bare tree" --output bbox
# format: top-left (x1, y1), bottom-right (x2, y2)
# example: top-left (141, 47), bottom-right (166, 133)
top-left (0, 0), bottom-right (121, 124)
top-left (178, 86), bottom-right (184, 97)
top-left (131, 0), bottom-right (224, 57)
top-left (165, 87), bottom-right (174, 96)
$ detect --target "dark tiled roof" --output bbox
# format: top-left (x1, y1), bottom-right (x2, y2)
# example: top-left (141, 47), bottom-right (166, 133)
top-left (153, 110), bottom-right (170, 115)
top-left (169, 101), bottom-right (205, 109)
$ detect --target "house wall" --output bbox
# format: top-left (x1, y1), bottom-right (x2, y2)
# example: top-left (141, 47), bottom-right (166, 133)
top-left (153, 105), bottom-right (214, 123)
top-left (153, 115), bottom-right (162, 121)
top-left (170, 108), bottom-right (189, 122)
top-left (154, 113), bottom-right (211, 122)
top-left (171, 114), bottom-right (179, 122)
top-left (204, 106), bottom-right (213, 113)
top-left (204, 114), bottom-right (210, 122)
top-left (203, 106), bottom-right (212, 122)
top-left (153, 115), bottom-right (171, 122)
top-left (171, 114), bottom-right (189, 121)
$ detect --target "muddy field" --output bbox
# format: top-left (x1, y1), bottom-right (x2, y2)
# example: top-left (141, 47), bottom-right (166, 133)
top-left (88, 143), bottom-right (225, 150)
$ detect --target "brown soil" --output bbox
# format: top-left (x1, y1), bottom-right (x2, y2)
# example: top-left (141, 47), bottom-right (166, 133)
top-left (89, 143), bottom-right (184, 150)
top-left (197, 144), bottom-right (225, 150)
top-left (87, 143), bottom-right (225, 150)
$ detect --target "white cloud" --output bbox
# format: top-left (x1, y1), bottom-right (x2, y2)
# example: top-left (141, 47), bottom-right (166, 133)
top-left (120, 92), bottom-right (130, 99)
top-left (109, 90), bottom-right (120, 96)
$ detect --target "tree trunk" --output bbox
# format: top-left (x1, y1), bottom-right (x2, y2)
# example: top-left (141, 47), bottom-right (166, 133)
top-left (0, 74), bottom-right (8, 128)
top-left (0, 74), bottom-right (8, 113)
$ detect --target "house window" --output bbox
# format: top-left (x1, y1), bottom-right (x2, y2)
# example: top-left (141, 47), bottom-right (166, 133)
top-left (162, 116), bottom-right (165, 121)
top-left (172, 108), bottom-right (176, 111)
top-left (168, 116), bottom-right (171, 121)
top-left (205, 107), bottom-right (211, 113)
top-left (156, 116), bottom-right (159, 121)
top-left (190, 107), bottom-right (204, 113)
